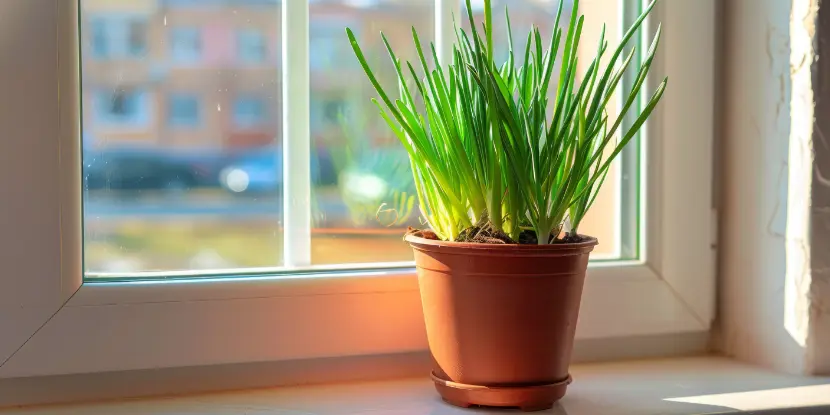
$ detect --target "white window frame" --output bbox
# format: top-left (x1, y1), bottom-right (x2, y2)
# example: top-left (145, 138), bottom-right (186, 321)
top-left (0, 0), bottom-right (715, 379)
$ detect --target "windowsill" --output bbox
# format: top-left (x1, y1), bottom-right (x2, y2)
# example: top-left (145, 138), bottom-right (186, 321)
top-left (3, 356), bottom-right (829, 414)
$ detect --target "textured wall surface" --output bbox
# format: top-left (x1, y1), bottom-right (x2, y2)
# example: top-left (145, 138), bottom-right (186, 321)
top-left (718, 0), bottom-right (830, 375)
top-left (719, 0), bottom-right (806, 374)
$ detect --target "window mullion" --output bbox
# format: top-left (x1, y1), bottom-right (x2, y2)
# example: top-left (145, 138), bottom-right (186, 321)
top-left (282, 0), bottom-right (312, 268)
top-left (436, 0), bottom-right (459, 66)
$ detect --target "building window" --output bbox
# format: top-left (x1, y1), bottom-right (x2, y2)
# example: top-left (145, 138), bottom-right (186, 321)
top-left (233, 96), bottom-right (266, 128)
top-left (322, 98), bottom-right (347, 124)
top-left (128, 20), bottom-right (149, 56)
top-left (94, 88), bottom-right (150, 127)
top-left (90, 19), bottom-right (109, 57)
top-left (309, 19), bottom-right (359, 70)
top-left (170, 27), bottom-right (202, 63)
top-left (311, 96), bottom-right (348, 133)
top-left (88, 17), bottom-right (148, 59)
top-left (168, 94), bottom-right (201, 127)
top-left (237, 29), bottom-right (267, 64)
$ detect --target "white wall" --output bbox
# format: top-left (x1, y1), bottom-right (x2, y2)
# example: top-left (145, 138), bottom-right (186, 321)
top-left (717, 0), bottom-right (828, 375)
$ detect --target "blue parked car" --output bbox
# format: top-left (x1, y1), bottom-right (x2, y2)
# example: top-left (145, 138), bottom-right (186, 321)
top-left (218, 147), bottom-right (335, 194)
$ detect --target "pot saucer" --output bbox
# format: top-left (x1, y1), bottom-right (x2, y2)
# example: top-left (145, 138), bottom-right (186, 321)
top-left (431, 372), bottom-right (572, 412)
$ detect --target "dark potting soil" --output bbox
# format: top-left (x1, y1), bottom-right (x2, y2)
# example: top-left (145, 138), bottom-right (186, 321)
top-left (456, 224), bottom-right (514, 244)
top-left (517, 229), bottom-right (590, 245)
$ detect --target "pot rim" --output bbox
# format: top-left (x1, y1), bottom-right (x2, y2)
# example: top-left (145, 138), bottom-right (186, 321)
top-left (405, 234), bottom-right (598, 256)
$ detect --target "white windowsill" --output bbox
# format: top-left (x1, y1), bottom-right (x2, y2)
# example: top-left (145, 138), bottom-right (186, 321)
top-left (3, 356), bottom-right (829, 415)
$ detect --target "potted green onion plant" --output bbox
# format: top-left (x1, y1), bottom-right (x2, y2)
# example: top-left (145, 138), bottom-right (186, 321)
top-left (347, 0), bottom-right (666, 411)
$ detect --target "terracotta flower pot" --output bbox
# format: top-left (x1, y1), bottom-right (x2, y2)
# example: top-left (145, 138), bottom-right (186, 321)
top-left (406, 234), bottom-right (598, 412)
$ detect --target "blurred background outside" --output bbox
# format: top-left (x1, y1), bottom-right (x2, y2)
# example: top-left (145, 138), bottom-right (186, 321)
top-left (81, 0), bottom-right (620, 275)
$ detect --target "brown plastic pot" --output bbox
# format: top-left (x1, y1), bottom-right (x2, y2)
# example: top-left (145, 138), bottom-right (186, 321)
top-left (406, 234), bottom-right (598, 412)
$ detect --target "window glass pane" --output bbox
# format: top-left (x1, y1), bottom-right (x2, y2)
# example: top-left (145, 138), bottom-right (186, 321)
top-left (460, 0), bottom-right (624, 258)
top-left (308, 0), bottom-right (626, 264)
top-left (81, 0), bottom-right (632, 277)
top-left (81, 0), bottom-right (283, 275)
top-left (309, 0), bottom-right (435, 265)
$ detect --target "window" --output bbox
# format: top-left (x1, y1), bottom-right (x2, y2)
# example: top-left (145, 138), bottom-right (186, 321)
top-left (170, 27), bottom-right (202, 63)
top-left (94, 89), bottom-right (150, 127)
top-left (309, 17), bottom-right (360, 70)
top-left (310, 96), bottom-right (347, 130)
top-left (82, 1), bottom-right (283, 273)
top-left (86, 16), bottom-right (148, 59)
top-left (237, 29), bottom-right (267, 64)
top-left (322, 99), bottom-right (346, 124)
top-left (90, 19), bottom-right (108, 57)
top-left (168, 94), bottom-right (201, 127)
top-left (0, 0), bottom-right (715, 382)
top-left (233, 96), bottom-right (266, 127)
top-left (128, 20), bottom-right (149, 56)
